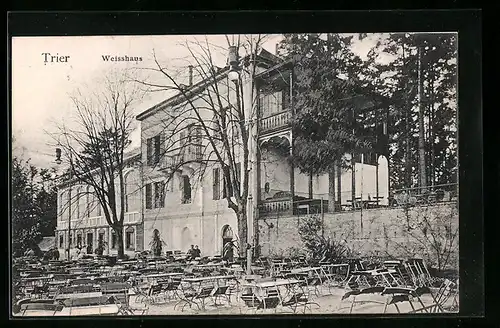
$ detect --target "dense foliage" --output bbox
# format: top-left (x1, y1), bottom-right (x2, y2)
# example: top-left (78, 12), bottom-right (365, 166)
top-left (11, 157), bottom-right (57, 257)
top-left (298, 215), bottom-right (350, 261)
top-left (278, 33), bottom-right (457, 189)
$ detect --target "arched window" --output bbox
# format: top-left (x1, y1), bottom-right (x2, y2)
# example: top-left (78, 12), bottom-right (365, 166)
top-left (125, 226), bottom-right (135, 250)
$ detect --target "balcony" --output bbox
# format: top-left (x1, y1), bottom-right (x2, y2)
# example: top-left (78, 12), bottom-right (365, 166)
top-left (259, 197), bottom-right (329, 218)
top-left (124, 211), bottom-right (140, 224)
top-left (260, 110), bottom-right (291, 134)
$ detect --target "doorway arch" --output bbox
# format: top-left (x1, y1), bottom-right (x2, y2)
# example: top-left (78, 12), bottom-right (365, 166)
top-left (221, 225), bottom-right (234, 259)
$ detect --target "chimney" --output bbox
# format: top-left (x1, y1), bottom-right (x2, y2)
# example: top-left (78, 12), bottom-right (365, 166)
top-left (188, 65), bottom-right (193, 86)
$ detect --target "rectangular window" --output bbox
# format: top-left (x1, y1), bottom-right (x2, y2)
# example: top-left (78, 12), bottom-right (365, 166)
top-left (111, 232), bottom-right (116, 249)
top-left (126, 231), bottom-right (134, 249)
top-left (154, 181), bottom-right (165, 208)
top-left (77, 235), bottom-right (82, 248)
top-left (145, 183), bottom-right (152, 209)
top-left (181, 175), bottom-right (192, 204)
top-left (98, 233), bottom-right (104, 243)
top-left (261, 91), bottom-right (283, 117)
top-left (59, 235), bottom-right (64, 248)
top-left (213, 168), bottom-right (220, 200)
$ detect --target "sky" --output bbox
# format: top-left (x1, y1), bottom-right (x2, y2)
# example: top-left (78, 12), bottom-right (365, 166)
top-left (11, 34), bottom-right (380, 169)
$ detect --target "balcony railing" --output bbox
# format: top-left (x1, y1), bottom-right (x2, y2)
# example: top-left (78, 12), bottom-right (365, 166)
top-left (124, 211), bottom-right (140, 224)
top-left (260, 110), bottom-right (291, 133)
top-left (257, 183), bottom-right (457, 217)
top-left (57, 212), bottom-right (140, 230)
top-left (259, 199), bottom-right (293, 216)
top-left (388, 183), bottom-right (458, 207)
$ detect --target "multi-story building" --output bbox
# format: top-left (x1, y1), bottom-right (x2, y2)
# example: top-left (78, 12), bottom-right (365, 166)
top-left (55, 47), bottom-right (390, 259)
top-left (136, 48), bottom-right (390, 257)
top-left (55, 148), bottom-right (144, 259)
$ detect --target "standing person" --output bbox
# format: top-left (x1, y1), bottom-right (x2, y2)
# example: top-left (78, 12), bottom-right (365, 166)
top-left (54, 247), bottom-right (60, 261)
top-left (186, 245), bottom-right (195, 260)
top-left (194, 245), bottom-right (201, 258)
top-left (86, 244), bottom-right (93, 255)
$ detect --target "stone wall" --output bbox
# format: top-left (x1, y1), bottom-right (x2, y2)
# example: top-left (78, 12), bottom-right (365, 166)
top-left (257, 203), bottom-right (459, 270)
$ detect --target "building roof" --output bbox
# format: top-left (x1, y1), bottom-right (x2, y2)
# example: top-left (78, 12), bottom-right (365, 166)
top-left (57, 147), bottom-right (141, 188)
top-left (136, 48), bottom-right (283, 121)
top-left (38, 236), bottom-right (56, 252)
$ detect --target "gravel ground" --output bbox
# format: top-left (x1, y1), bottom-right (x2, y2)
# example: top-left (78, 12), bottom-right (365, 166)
top-left (130, 286), bottom-right (458, 316)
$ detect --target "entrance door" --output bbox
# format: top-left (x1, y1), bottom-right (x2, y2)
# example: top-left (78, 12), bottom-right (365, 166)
top-left (87, 233), bottom-right (93, 253)
top-left (221, 225), bottom-right (234, 260)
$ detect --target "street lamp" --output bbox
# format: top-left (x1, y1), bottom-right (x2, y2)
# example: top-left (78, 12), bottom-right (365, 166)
top-left (55, 147), bottom-right (71, 260)
top-left (228, 45), bottom-right (241, 83)
top-left (228, 45), bottom-right (254, 275)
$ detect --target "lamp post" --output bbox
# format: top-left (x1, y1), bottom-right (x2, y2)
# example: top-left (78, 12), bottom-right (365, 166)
top-left (228, 45), bottom-right (254, 275)
top-left (55, 148), bottom-right (72, 261)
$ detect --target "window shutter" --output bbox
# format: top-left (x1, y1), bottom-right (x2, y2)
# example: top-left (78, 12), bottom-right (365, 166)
top-left (154, 135), bottom-right (161, 165)
top-left (145, 183), bottom-right (152, 209)
top-left (147, 138), bottom-right (153, 166)
top-left (213, 168), bottom-right (220, 200)
top-left (160, 181), bottom-right (166, 208)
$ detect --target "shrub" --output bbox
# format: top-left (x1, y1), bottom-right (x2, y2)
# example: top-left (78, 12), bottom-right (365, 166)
top-left (298, 215), bottom-right (350, 262)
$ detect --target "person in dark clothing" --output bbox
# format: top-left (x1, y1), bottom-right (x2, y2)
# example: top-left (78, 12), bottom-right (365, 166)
top-left (86, 244), bottom-right (93, 255)
top-left (187, 245), bottom-right (195, 260)
top-left (194, 245), bottom-right (201, 258)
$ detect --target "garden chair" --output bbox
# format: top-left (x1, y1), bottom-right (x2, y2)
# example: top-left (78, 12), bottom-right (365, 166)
top-left (138, 283), bottom-right (164, 305)
top-left (381, 286), bottom-right (444, 313)
top-left (240, 289), bottom-right (280, 314)
top-left (162, 280), bottom-right (182, 301)
top-left (338, 286), bottom-right (386, 313)
top-left (174, 286), bottom-right (214, 312)
top-left (101, 284), bottom-right (148, 315)
top-left (211, 285), bottom-right (231, 306)
top-left (281, 287), bottom-right (320, 314)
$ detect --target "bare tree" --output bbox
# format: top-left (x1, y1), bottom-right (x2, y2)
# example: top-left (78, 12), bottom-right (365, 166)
top-left (48, 69), bottom-right (145, 259)
top-left (135, 35), bottom-right (278, 257)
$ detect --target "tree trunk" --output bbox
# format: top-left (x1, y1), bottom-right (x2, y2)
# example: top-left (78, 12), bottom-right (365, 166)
top-left (417, 46), bottom-right (427, 191)
top-left (237, 211), bottom-right (248, 258)
top-left (328, 167), bottom-right (336, 212)
top-left (113, 224), bottom-right (125, 259)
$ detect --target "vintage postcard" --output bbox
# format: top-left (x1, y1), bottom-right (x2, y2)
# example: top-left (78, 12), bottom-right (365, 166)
top-left (11, 32), bottom-right (459, 316)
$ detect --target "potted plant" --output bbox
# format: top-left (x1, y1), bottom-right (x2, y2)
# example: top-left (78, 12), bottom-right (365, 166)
top-left (149, 229), bottom-right (166, 257)
top-left (222, 239), bottom-right (239, 263)
top-left (94, 239), bottom-right (108, 256)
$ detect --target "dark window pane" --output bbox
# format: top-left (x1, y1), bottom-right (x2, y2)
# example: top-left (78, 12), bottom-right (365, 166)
top-left (145, 183), bottom-right (152, 209)
top-left (213, 168), bottom-right (220, 200)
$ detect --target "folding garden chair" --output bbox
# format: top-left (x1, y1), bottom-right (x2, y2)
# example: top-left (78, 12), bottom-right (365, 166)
top-left (281, 286), bottom-right (320, 314)
top-left (211, 285), bottom-right (230, 306)
top-left (240, 289), bottom-right (281, 314)
top-left (174, 286), bottom-right (214, 312)
top-left (381, 286), bottom-right (444, 313)
top-left (162, 280), bottom-right (182, 301)
top-left (338, 286), bottom-right (386, 313)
